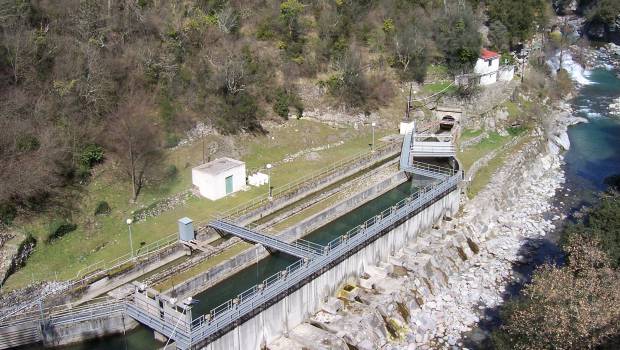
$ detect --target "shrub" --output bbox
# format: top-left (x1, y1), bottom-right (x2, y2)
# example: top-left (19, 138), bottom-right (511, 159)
top-left (107, 261), bottom-right (136, 278)
top-left (94, 201), bottom-right (111, 216)
top-left (492, 236), bottom-right (620, 349)
top-left (0, 202), bottom-right (17, 225)
top-left (16, 134), bottom-right (40, 152)
top-left (79, 144), bottom-right (104, 168)
top-left (164, 165), bottom-right (178, 180)
top-left (273, 88), bottom-right (290, 119)
top-left (46, 219), bottom-right (77, 243)
top-left (164, 133), bottom-right (181, 148)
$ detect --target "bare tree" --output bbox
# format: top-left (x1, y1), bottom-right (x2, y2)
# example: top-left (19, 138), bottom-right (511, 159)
top-left (210, 54), bottom-right (246, 95)
top-left (105, 96), bottom-right (163, 202)
top-left (217, 7), bottom-right (238, 34)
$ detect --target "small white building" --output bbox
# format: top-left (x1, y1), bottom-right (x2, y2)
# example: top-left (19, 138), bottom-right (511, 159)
top-left (474, 48), bottom-right (501, 85)
top-left (192, 157), bottom-right (246, 200)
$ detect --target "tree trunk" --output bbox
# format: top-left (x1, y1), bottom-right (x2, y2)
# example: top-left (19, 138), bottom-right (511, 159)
top-left (128, 137), bottom-right (137, 202)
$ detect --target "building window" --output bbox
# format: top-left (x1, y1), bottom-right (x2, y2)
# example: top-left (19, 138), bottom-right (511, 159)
top-left (488, 59), bottom-right (492, 67)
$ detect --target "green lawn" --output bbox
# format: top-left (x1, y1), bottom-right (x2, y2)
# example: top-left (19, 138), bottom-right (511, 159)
top-left (5, 119), bottom-right (389, 290)
top-left (459, 132), bottom-right (512, 171)
top-left (422, 81), bottom-right (456, 95)
top-left (460, 128), bottom-right (484, 141)
top-left (426, 64), bottom-right (449, 79)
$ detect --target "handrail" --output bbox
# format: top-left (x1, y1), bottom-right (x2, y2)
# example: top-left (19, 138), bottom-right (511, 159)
top-left (3, 142), bottom-right (399, 323)
top-left (190, 171), bottom-right (461, 335)
top-left (218, 142), bottom-right (400, 221)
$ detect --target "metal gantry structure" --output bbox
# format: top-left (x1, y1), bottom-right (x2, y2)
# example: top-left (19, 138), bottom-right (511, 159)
top-left (399, 124), bottom-right (456, 178)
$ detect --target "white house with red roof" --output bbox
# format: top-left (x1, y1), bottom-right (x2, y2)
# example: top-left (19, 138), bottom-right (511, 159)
top-left (474, 48), bottom-right (501, 85)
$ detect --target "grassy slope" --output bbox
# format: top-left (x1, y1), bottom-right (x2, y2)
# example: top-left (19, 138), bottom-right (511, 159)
top-left (458, 132), bottom-right (512, 171)
top-left (6, 119), bottom-right (387, 289)
top-left (467, 135), bottom-right (532, 197)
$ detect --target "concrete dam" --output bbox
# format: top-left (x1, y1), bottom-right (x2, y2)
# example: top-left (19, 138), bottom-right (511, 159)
top-left (1, 126), bottom-right (463, 350)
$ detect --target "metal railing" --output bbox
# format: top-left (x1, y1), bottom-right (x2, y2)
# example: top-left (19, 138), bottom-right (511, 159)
top-left (209, 220), bottom-right (320, 259)
top-left (75, 233), bottom-right (179, 279)
top-left (218, 142), bottom-right (400, 221)
top-left (174, 170), bottom-right (462, 347)
top-left (0, 234), bottom-right (179, 323)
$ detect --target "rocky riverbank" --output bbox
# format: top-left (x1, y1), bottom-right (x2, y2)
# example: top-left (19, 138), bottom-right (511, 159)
top-left (269, 111), bottom-right (576, 350)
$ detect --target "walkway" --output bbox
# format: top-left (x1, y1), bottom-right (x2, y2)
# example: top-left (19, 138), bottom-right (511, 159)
top-left (208, 219), bottom-right (323, 259)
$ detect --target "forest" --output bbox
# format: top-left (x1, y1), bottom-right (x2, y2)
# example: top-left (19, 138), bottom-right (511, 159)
top-left (0, 0), bottom-right (551, 222)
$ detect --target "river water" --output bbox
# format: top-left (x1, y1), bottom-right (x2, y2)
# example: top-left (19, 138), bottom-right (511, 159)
top-left (465, 56), bottom-right (620, 348)
top-left (563, 67), bottom-right (620, 204)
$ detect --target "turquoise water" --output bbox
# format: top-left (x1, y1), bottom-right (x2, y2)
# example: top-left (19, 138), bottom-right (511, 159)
top-left (20, 179), bottom-right (419, 349)
top-left (564, 68), bottom-right (620, 204)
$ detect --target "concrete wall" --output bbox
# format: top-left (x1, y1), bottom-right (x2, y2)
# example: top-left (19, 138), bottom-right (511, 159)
top-left (201, 189), bottom-right (460, 350)
top-left (498, 65), bottom-right (515, 82)
top-left (41, 311), bottom-right (138, 347)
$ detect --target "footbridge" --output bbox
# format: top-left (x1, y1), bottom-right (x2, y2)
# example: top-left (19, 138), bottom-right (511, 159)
top-left (208, 219), bottom-right (323, 259)
top-left (400, 123), bottom-right (457, 178)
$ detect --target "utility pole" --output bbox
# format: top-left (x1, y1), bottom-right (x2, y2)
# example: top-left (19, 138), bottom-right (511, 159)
top-left (266, 164), bottom-right (273, 200)
top-left (371, 122), bottom-right (376, 151)
top-left (201, 127), bottom-right (205, 164)
top-left (406, 84), bottom-right (413, 120)
top-left (126, 218), bottom-right (134, 258)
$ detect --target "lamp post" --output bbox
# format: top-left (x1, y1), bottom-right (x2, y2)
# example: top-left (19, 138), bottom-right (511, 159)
top-left (266, 163), bottom-right (273, 200)
top-left (371, 122), bottom-right (376, 151)
top-left (126, 218), bottom-right (134, 258)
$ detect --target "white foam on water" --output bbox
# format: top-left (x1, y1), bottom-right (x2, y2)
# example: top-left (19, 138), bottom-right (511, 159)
top-left (547, 52), bottom-right (593, 85)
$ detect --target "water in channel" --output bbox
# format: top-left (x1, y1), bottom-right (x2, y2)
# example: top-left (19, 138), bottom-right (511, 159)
top-left (21, 178), bottom-right (419, 349)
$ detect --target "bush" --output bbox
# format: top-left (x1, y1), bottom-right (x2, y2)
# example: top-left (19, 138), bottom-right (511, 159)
top-left (107, 261), bottom-right (136, 278)
top-left (0, 202), bottom-right (17, 225)
top-left (564, 192), bottom-right (620, 267)
top-left (79, 144), bottom-right (104, 168)
top-left (164, 164), bottom-right (178, 180)
top-left (273, 88), bottom-right (290, 119)
top-left (46, 219), bottom-right (77, 243)
top-left (16, 134), bottom-right (40, 152)
top-left (492, 236), bottom-right (620, 349)
top-left (94, 201), bottom-right (111, 216)
top-left (164, 133), bottom-right (181, 148)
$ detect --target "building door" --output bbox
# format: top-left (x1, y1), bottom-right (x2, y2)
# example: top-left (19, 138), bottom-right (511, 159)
top-left (225, 175), bottom-right (233, 194)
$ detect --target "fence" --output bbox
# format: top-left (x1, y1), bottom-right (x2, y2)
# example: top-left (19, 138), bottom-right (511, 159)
top-left (181, 171), bottom-right (462, 347)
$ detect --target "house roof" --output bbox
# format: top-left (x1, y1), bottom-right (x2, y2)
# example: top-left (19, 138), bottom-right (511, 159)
top-left (480, 48), bottom-right (499, 60)
top-left (178, 217), bottom-right (193, 225)
top-left (193, 157), bottom-right (245, 176)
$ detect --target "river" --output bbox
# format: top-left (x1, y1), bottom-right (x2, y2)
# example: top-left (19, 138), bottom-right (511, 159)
top-left (465, 54), bottom-right (620, 348)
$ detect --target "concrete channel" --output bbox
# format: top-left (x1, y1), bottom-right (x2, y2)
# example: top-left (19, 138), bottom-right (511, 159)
top-left (6, 151), bottom-right (460, 349)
